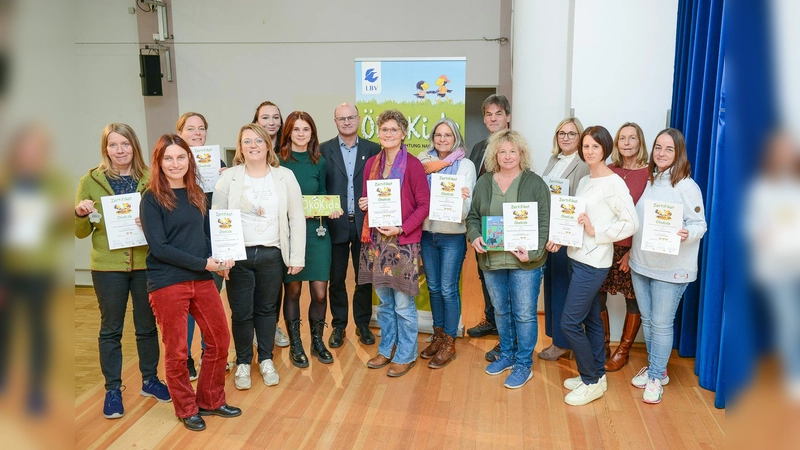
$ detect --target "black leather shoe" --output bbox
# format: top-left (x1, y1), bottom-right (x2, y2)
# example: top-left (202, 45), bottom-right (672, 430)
top-left (180, 414), bottom-right (206, 431)
top-left (198, 404), bottom-right (242, 418)
top-left (328, 327), bottom-right (345, 348)
top-left (467, 319), bottom-right (498, 337)
top-left (356, 325), bottom-right (376, 345)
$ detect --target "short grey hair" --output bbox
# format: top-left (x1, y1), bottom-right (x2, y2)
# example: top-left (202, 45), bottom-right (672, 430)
top-left (425, 118), bottom-right (465, 153)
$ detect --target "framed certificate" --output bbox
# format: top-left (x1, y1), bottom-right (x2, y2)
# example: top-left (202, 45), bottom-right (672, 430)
top-left (190, 145), bottom-right (221, 193)
top-left (100, 193), bottom-right (147, 250)
top-left (502, 202), bottom-right (539, 251)
top-left (210, 209), bottom-right (247, 261)
top-left (366, 179), bottom-right (402, 227)
top-left (641, 200), bottom-right (684, 255)
top-left (542, 175), bottom-right (569, 196)
top-left (429, 173), bottom-right (464, 223)
top-left (548, 195), bottom-right (586, 247)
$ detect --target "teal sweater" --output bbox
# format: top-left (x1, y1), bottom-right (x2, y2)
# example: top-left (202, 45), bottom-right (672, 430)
top-left (466, 170), bottom-right (550, 271)
top-left (75, 167), bottom-right (151, 272)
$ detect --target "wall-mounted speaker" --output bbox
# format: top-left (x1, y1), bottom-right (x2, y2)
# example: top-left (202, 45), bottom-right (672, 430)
top-left (140, 54), bottom-right (163, 96)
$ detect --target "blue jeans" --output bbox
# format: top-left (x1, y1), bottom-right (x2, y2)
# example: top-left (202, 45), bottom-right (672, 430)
top-left (375, 287), bottom-right (418, 364)
top-left (561, 260), bottom-right (609, 385)
top-left (421, 232), bottom-right (466, 337)
top-left (92, 270), bottom-right (160, 390)
top-left (630, 270), bottom-right (687, 380)
top-left (482, 267), bottom-right (543, 370)
top-left (764, 279), bottom-right (800, 382)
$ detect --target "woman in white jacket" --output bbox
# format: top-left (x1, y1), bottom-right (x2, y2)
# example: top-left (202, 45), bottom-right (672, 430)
top-left (629, 128), bottom-right (707, 404)
top-left (212, 124), bottom-right (305, 390)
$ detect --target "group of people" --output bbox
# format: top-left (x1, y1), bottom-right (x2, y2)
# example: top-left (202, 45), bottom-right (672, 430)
top-left (75, 94), bottom-right (706, 431)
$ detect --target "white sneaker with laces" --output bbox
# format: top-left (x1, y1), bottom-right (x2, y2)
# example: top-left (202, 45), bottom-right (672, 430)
top-left (234, 364), bottom-right (251, 390)
top-left (631, 366), bottom-right (670, 388)
top-left (259, 359), bottom-right (280, 386)
top-left (564, 381), bottom-right (605, 406)
top-left (642, 377), bottom-right (663, 404)
top-left (274, 327), bottom-right (290, 348)
top-left (564, 374), bottom-right (607, 392)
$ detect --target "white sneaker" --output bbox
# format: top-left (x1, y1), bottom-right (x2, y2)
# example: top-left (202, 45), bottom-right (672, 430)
top-left (642, 377), bottom-right (663, 404)
top-left (274, 327), bottom-right (290, 348)
top-left (259, 359), bottom-right (279, 387)
top-left (563, 374), bottom-right (607, 392)
top-left (234, 364), bottom-right (251, 390)
top-left (631, 366), bottom-right (670, 388)
top-left (564, 381), bottom-right (605, 406)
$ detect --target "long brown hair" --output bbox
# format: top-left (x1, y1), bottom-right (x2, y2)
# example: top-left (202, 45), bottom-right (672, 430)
top-left (280, 111), bottom-right (320, 164)
top-left (252, 100), bottom-right (283, 144)
top-left (98, 123), bottom-right (148, 180)
top-left (611, 122), bottom-right (649, 167)
top-left (147, 134), bottom-right (207, 213)
top-left (648, 128), bottom-right (692, 186)
top-left (233, 124), bottom-right (280, 167)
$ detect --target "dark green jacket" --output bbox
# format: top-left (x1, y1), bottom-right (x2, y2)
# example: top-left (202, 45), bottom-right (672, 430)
top-left (466, 170), bottom-right (550, 271)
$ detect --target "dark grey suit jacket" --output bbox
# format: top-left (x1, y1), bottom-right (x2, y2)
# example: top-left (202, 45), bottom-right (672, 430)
top-left (468, 139), bottom-right (489, 177)
top-left (320, 136), bottom-right (381, 244)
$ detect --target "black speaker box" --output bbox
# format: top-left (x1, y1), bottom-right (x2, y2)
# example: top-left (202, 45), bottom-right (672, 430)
top-left (140, 54), bottom-right (163, 96)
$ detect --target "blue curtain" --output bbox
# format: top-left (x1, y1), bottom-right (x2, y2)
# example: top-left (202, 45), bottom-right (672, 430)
top-left (668, 0), bottom-right (725, 407)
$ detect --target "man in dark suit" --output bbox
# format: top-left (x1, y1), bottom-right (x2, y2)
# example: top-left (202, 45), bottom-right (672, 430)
top-left (320, 102), bottom-right (381, 348)
top-left (466, 94), bottom-right (511, 352)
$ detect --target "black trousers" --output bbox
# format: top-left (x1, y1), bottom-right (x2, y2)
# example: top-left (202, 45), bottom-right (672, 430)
top-left (329, 220), bottom-right (373, 329)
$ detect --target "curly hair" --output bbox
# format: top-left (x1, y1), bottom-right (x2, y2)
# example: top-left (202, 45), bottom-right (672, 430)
top-left (483, 130), bottom-right (532, 173)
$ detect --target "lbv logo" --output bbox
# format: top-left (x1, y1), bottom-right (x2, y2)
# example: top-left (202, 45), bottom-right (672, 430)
top-left (364, 69), bottom-right (379, 83)
top-left (361, 62), bottom-right (382, 94)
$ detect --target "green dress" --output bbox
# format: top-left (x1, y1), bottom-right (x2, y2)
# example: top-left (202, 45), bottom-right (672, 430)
top-left (279, 151), bottom-right (331, 282)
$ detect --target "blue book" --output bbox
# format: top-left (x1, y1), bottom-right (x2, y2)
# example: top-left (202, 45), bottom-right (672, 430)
top-left (481, 216), bottom-right (504, 251)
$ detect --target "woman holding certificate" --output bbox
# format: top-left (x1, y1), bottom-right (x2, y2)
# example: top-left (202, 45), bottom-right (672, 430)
top-left (628, 128), bottom-right (706, 404)
top-left (213, 124), bottom-right (305, 390)
top-left (140, 134), bottom-right (240, 432)
top-left (416, 118), bottom-right (476, 369)
top-left (538, 118), bottom-right (589, 363)
top-left (358, 109), bottom-right (430, 378)
top-left (599, 122), bottom-right (650, 371)
top-left (466, 130), bottom-right (550, 389)
top-left (278, 111), bottom-right (340, 367)
top-left (74, 123), bottom-right (170, 419)
top-left (549, 126), bottom-right (638, 406)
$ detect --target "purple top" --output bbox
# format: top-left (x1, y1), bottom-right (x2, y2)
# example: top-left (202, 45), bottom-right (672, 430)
top-left (363, 153), bottom-right (430, 245)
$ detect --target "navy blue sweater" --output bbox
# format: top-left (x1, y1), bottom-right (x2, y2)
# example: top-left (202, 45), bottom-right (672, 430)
top-left (140, 188), bottom-right (212, 292)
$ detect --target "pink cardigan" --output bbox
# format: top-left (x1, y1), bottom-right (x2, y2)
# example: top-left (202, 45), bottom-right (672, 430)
top-left (362, 154), bottom-right (430, 244)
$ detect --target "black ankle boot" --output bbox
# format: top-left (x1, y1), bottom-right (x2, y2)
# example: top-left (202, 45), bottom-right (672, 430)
top-left (310, 320), bottom-right (334, 364)
top-left (285, 319), bottom-right (309, 368)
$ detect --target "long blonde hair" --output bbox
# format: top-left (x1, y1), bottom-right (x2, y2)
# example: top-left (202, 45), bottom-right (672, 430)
top-left (550, 117), bottom-right (585, 156)
top-left (611, 122), bottom-right (649, 167)
top-left (97, 123), bottom-right (147, 180)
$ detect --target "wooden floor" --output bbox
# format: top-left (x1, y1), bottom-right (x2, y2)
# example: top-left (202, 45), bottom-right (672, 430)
top-left (74, 251), bottom-right (724, 449)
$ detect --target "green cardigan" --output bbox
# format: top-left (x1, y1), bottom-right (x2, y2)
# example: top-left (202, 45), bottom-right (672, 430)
top-left (75, 167), bottom-right (150, 272)
top-left (466, 170), bottom-right (550, 271)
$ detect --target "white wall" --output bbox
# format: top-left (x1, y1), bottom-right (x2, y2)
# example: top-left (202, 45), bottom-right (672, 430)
top-left (171, 0), bottom-right (502, 146)
top-left (571, 0), bottom-right (677, 153)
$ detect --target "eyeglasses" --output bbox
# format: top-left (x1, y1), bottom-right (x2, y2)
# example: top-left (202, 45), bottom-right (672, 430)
top-left (108, 142), bottom-right (131, 150)
top-left (379, 128), bottom-right (402, 136)
top-left (335, 115), bottom-right (358, 123)
top-left (242, 138), bottom-right (266, 146)
top-left (558, 131), bottom-right (578, 139)
top-left (433, 133), bottom-right (454, 139)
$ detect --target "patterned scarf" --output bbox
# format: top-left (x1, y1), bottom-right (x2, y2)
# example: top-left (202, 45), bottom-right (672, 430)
top-left (361, 145), bottom-right (409, 243)
top-left (420, 147), bottom-right (465, 188)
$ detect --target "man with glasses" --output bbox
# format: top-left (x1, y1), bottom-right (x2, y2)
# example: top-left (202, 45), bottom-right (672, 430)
top-left (321, 103), bottom-right (381, 348)
top-left (466, 94), bottom-right (512, 358)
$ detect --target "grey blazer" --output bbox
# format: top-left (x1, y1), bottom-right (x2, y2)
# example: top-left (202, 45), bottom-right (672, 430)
top-left (541, 153), bottom-right (590, 197)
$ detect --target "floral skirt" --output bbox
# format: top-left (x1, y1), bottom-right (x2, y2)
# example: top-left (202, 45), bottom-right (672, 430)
top-left (599, 244), bottom-right (636, 299)
top-left (358, 233), bottom-right (421, 297)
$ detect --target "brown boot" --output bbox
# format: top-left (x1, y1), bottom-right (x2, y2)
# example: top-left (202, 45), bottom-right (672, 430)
top-left (420, 327), bottom-right (444, 359)
top-left (600, 310), bottom-right (611, 360)
top-left (605, 312), bottom-right (641, 372)
top-left (428, 334), bottom-right (455, 369)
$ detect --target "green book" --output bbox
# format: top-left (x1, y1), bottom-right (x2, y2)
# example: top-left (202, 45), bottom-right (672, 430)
top-left (482, 216), bottom-right (504, 251)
